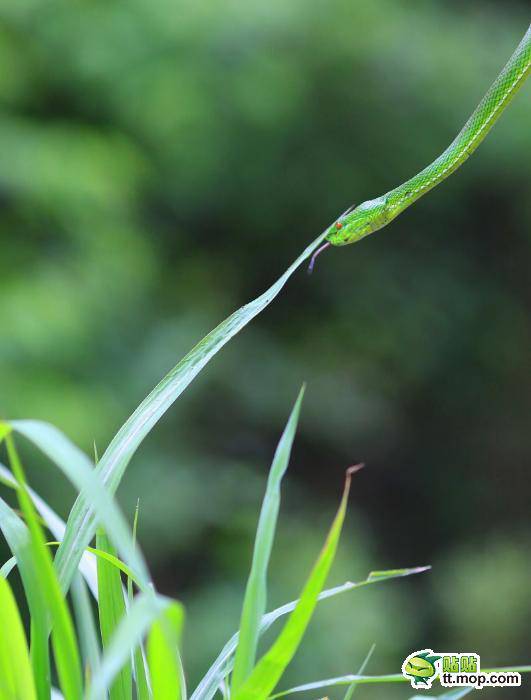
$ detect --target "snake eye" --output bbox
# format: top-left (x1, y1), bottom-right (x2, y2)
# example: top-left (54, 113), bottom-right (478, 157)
top-left (335, 222), bottom-right (343, 230)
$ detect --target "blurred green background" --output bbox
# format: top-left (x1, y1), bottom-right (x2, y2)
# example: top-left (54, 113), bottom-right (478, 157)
top-left (1, 0), bottom-right (530, 697)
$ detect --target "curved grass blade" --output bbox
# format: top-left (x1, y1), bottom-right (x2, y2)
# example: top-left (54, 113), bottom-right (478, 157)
top-left (233, 465), bottom-right (362, 700)
top-left (128, 502), bottom-right (151, 700)
top-left (0, 575), bottom-right (37, 700)
top-left (0, 461), bottom-right (98, 596)
top-left (0, 495), bottom-right (51, 700)
top-left (408, 690), bottom-right (473, 700)
top-left (87, 593), bottom-right (172, 700)
top-left (4, 540), bottom-right (141, 692)
top-left (53, 229), bottom-right (328, 597)
top-left (231, 386), bottom-right (305, 694)
top-left (71, 573), bottom-right (101, 687)
top-left (270, 673), bottom-right (407, 697)
top-left (0, 555), bottom-right (17, 578)
top-left (97, 529), bottom-right (132, 700)
top-left (47, 542), bottom-right (142, 589)
top-left (147, 602), bottom-right (185, 700)
top-left (270, 666), bottom-right (531, 698)
top-left (191, 567), bottom-right (430, 700)
top-left (5, 433), bottom-right (83, 700)
top-left (343, 643), bottom-right (376, 700)
top-left (9, 420), bottom-right (150, 591)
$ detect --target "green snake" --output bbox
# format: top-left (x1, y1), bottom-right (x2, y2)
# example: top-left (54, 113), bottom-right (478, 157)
top-left (309, 24), bottom-right (531, 270)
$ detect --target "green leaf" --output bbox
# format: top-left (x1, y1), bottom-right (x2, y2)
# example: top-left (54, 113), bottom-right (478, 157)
top-left (48, 541), bottom-right (141, 589)
top-left (52, 230), bottom-right (327, 598)
top-left (269, 673), bottom-right (406, 697)
top-left (0, 461), bottom-right (98, 596)
top-left (408, 690), bottom-right (473, 700)
top-left (147, 602), bottom-right (186, 700)
top-left (0, 495), bottom-right (51, 700)
top-left (0, 422), bottom-right (12, 443)
top-left (191, 567), bottom-right (429, 700)
top-left (5, 433), bottom-right (83, 700)
top-left (97, 530), bottom-right (132, 700)
top-left (87, 593), bottom-right (171, 700)
top-left (9, 420), bottom-right (150, 591)
top-left (269, 666), bottom-right (531, 698)
top-left (0, 575), bottom-right (37, 700)
top-left (232, 465), bottom-right (362, 700)
top-left (231, 386), bottom-right (305, 694)
top-left (128, 502), bottom-right (151, 700)
top-left (0, 555), bottom-right (17, 578)
top-left (343, 643), bottom-right (376, 700)
top-left (71, 573), bottom-right (101, 687)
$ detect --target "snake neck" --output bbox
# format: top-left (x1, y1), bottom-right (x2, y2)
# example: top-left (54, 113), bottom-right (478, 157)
top-left (384, 24), bottom-right (531, 220)
top-left (328, 25), bottom-right (530, 248)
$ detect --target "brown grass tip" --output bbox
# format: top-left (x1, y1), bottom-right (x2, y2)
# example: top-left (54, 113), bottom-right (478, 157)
top-left (346, 462), bottom-right (365, 477)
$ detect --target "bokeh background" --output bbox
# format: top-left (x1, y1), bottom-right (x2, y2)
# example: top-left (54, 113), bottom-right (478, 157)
top-left (1, 0), bottom-right (530, 697)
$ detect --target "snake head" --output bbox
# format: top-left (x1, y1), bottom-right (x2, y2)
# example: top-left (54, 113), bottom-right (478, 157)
top-left (326, 196), bottom-right (390, 246)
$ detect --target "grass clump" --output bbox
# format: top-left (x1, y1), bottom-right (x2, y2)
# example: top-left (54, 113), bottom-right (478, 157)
top-left (0, 241), bottom-right (526, 699)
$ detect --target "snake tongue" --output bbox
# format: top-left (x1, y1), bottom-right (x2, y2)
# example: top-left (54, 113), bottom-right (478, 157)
top-left (308, 241), bottom-right (331, 274)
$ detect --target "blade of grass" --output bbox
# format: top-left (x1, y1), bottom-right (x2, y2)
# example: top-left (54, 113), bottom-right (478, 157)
top-left (0, 461), bottom-right (98, 597)
top-left (52, 229), bottom-right (328, 598)
top-left (71, 573), bottom-right (101, 688)
top-left (47, 542), bottom-right (142, 588)
top-left (0, 494), bottom-right (51, 700)
top-left (0, 575), bottom-right (37, 700)
top-left (5, 433), bottom-right (83, 700)
top-left (96, 529), bottom-right (132, 700)
top-left (270, 666), bottom-right (531, 698)
top-left (128, 501), bottom-right (151, 700)
top-left (0, 555), bottom-right (17, 578)
top-left (408, 690), bottom-right (473, 700)
top-left (343, 643), bottom-right (376, 700)
top-left (191, 567), bottom-right (430, 700)
top-left (87, 593), bottom-right (172, 700)
top-left (147, 602), bottom-right (185, 700)
top-left (0, 423), bottom-right (10, 443)
top-left (232, 465), bottom-right (363, 700)
top-left (8, 420), bottom-right (150, 591)
top-left (270, 674), bottom-right (408, 696)
top-left (231, 386), bottom-right (305, 694)
top-left (1, 540), bottom-right (138, 591)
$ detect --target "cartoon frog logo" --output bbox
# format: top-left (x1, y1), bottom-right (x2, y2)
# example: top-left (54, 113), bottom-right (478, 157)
top-left (402, 649), bottom-right (441, 688)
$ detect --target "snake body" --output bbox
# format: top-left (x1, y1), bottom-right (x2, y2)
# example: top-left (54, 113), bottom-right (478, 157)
top-left (326, 24), bottom-right (531, 248)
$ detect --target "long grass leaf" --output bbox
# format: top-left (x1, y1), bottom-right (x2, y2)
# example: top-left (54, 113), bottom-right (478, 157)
top-left (233, 465), bottom-right (362, 700)
top-left (87, 593), bottom-right (170, 700)
top-left (0, 423), bottom-right (11, 443)
top-left (0, 494), bottom-right (51, 700)
top-left (71, 573), bottom-right (101, 686)
top-left (5, 434), bottom-right (83, 700)
top-left (0, 555), bottom-right (17, 578)
top-left (147, 602), bottom-right (185, 700)
top-left (96, 530), bottom-right (132, 700)
top-left (128, 502), bottom-right (151, 700)
top-left (9, 420), bottom-right (150, 590)
top-left (47, 542), bottom-right (141, 588)
top-left (53, 230), bottom-right (327, 597)
top-left (231, 387), bottom-right (305, 694)
top-left (0, 461), bottom-right (98, 596)
top-left (409, 690), bottom-right (473, 700)
top-left (269, 674), bottom-right (408, 696)
top-left (343, 643), bottom-right (376, 700)
top-left (270, 666), bottom-right (531, 698)
top-left (0, 575), bottom-right (37, 700)
top-left (191, 567), bottom-right (429, 700)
